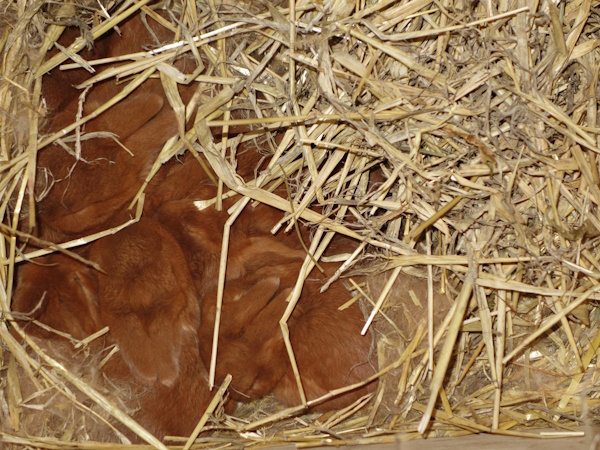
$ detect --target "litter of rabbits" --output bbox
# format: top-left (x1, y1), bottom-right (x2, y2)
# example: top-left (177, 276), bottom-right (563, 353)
top-left (1, 0), bottom-right (600, 448)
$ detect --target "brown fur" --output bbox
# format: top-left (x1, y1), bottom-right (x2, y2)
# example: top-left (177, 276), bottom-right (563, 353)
top-left (11, 223), bottom-right (213, 440)
top-left (154, 199), bottom-right (308, 292)
top-left (38, 90), bottom-right (176, 240)
top-left (12, 254), bottom-right (102, 341)
top-left (88, 218), bottom-right (200, 389)
top-left (14, 7), bottom-right (379, 441)
top-left (199, 265), bottom-right (376, 411)
top-left (36, 12), bottom-right (198, 242)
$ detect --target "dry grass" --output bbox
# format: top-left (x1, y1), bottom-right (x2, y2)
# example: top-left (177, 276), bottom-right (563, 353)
top-left (2, 0), bottom-right (600, 447)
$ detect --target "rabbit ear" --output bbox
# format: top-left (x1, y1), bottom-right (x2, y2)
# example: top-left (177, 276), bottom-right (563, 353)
top-left (212, 277), bottom-right (283, 339)
top-left (71, 269), bottom-right (104, 332)
top-left (84, 90), bottom-right (164, 141)
top-left (73, 269), bottom-right (98, 302)
top-left (229, 277), bottom-right (280, 319)
top-left (234, 276), bottom-right (280, 303)
top-left (11, 256), bottom-right (104, 340)
top-left (121, 106), bottom-right (179, 178)
top-left (105, 309), bottom-right (185, 388)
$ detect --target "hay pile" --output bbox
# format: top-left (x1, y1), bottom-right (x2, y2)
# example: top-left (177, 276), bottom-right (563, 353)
top-left (1, 0), bottom-right (599, 447)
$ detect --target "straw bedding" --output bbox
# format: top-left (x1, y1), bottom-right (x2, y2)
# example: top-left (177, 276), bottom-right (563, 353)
top-left (1, 0), bottom-right (600, 447)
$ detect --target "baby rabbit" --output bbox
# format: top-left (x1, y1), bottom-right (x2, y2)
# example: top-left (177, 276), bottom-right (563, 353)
top-left (37, 89), bottom-right (178, 241)
top-left (12, 219), bottom-right (214, 439)
top-left (36, 12), bottom-right (198, 242)
top-left (87, 217), bottom-right (214, 437)
top-left (198, 264), bottom-right (376, 411)
top-left (272, 277), bottom-right (376, 410)
top-left (11, 254), bottom-right (102, 342)
top-left (88, 217), bottom-right (200, 389)
top-left (154, 194), bottom-right (311, 297)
